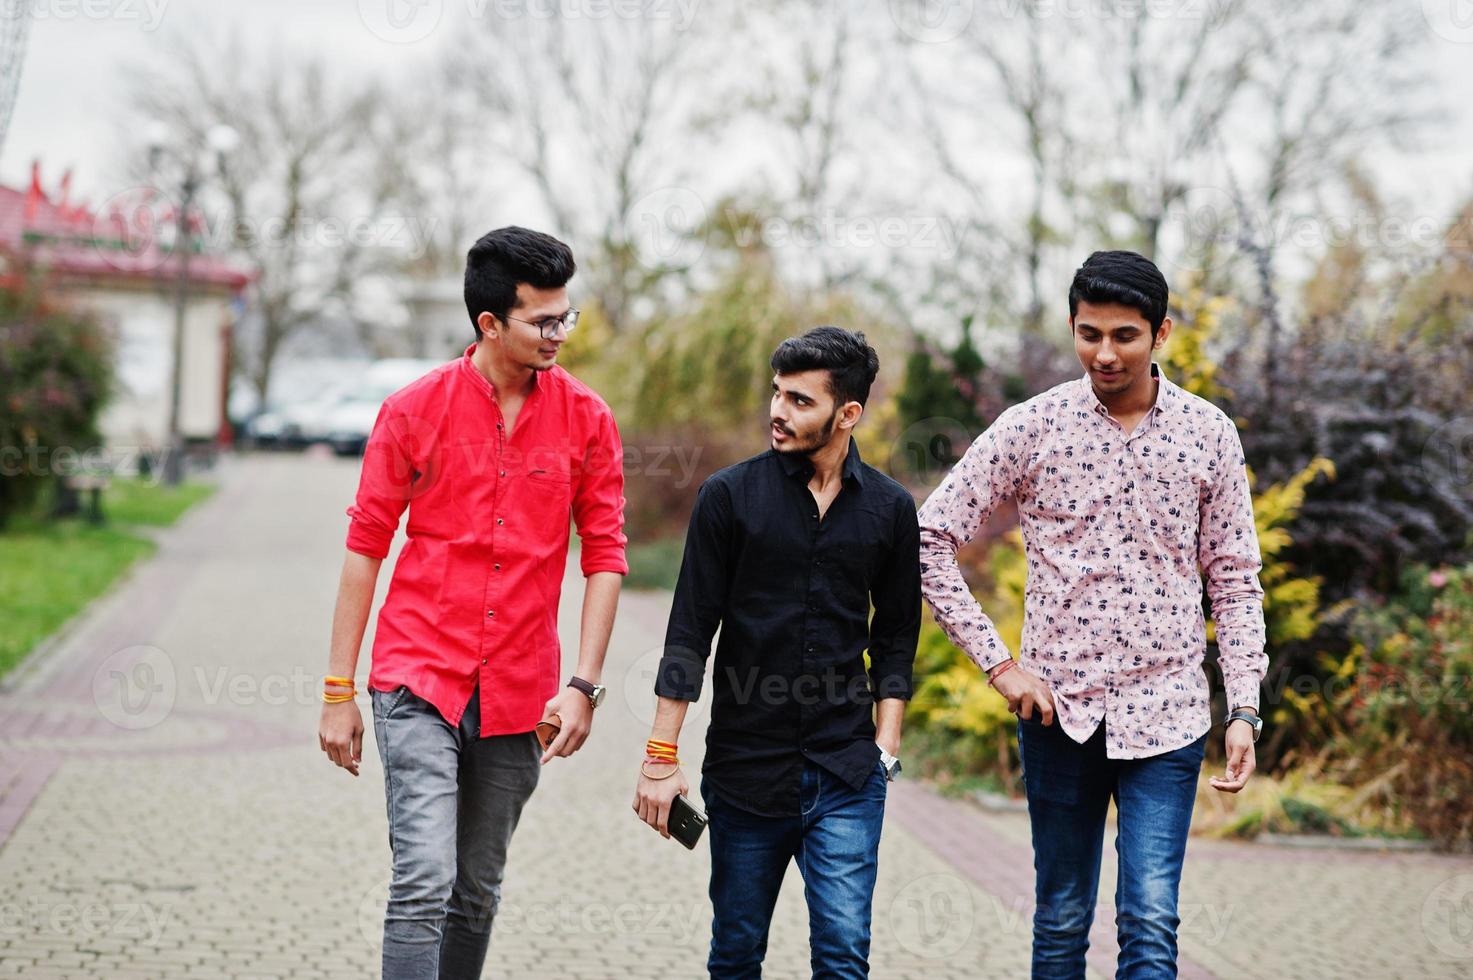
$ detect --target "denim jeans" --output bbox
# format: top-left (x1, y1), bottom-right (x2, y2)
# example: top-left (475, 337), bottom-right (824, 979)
top-left (1017, 716), bottom-right (1206, 980)
top-left (371, 684), bottom-right (541, 980)
top-left (702, 759), bottom-right (888, 980)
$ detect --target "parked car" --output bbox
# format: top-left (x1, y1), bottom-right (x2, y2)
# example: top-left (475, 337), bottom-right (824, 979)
top-left (243, 381), bottom-right (352, 449)
top-left (322, 359), bottom-right (444, 455)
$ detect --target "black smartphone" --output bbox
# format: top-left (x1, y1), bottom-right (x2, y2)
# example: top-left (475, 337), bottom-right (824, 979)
top-left (668, 794), bottom-right (708, 850)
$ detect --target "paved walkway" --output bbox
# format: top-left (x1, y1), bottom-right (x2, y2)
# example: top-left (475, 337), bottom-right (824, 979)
top-left (1, 454), bottom-right (1471, 978)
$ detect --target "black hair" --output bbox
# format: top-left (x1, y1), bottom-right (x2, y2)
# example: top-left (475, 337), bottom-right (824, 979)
top-left (463, 226), bottom-right (576, 340)
top-left (770, 326), bottom-right (880, 408)
top-left (1067, 250), bottom-right (1169, 337)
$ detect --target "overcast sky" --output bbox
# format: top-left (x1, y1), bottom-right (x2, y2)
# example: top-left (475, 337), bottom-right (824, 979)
top-left (7, 0), bottom-right (1473, 225)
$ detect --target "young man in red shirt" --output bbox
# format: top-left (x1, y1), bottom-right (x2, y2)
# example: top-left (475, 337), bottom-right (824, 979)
top-left (318, 227), bottom-right (628, 979)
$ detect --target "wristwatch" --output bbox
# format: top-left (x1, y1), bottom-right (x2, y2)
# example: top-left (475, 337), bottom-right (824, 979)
top-left (567, 676), bottom-right (606, 709)
top-left (1224, 707), bottom-right (1262, 742)
top-left (877, 745), bottom-right (902, 781)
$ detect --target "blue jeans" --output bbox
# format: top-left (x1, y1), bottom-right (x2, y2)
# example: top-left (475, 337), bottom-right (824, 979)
top-left (1017, 717), bottom-right (1206, 980)
top-left (703, 759), bottom-right (888, 979)
top-left (371, 684), bottom-right (541, 980)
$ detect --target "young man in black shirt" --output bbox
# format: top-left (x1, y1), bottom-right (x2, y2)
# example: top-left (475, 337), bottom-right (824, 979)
top-left (632, 326), bottom-right (921, 979)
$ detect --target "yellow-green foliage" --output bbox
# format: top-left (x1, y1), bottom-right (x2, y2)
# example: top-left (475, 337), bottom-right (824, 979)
top-left (615, 249), bottom-right (895, 433)
top-left (906, 530), bottom-right (1027, 777)
top-left (1240, 457), bottom-right (1339, 646)
top-left (1162, 287), bottom-right (1230, 403)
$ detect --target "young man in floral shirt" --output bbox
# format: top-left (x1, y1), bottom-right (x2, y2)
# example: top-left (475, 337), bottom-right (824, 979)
top-left (919, 250), bottom-right (1267, 978)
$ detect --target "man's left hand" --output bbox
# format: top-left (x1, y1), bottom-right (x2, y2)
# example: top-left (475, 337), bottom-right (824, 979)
top-left (540, 687), bottom-right (593, 764)
top-left (1209, 718), bottom-right (1257, 793)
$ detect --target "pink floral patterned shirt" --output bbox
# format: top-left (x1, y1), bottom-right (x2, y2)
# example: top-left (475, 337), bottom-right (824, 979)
top-left (918, 363), bottom-right (1267, 758)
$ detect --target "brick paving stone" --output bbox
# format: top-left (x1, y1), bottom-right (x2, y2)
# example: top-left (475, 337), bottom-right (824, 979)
top-left (0, 455), bottom-right (1469, 978)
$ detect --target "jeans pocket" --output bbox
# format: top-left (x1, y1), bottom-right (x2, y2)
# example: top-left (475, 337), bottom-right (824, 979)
top-left (1018, 716), bottom-right (1082, 806)
top-left (373, 684), bottom-right (411, 721)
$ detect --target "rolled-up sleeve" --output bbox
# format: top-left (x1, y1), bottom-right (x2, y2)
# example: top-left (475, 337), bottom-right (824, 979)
top-left (917, 406), bottom-right (1030, 673)
top-left (654, 478), bottom-right (731, 701)
top-left (868, 498), bottom-right (921, 700)
top-left (345, 402), bottom-right (415, 559)
top-left (572, 406), bottom-right (629, 576)
top-left (1199, 418), bottom-right (1268, 711)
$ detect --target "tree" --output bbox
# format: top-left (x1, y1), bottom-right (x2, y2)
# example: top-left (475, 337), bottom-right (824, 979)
top-left (124, 37), bottom-right (400, 404)
top-left (446, 8), bottom-right (710, 330)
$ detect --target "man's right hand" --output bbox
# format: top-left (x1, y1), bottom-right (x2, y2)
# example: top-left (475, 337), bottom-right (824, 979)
top-left (632, 762), bottom-right (691, 839)
top-left (990, 663), bottom-right (1057, 725)
top-left (319, 701), bottom-right (364, 777)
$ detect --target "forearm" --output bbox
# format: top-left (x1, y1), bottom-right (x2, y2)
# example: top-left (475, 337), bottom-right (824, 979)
top-left (918, 527), bottom-right (1012, 671)
top-left (574, 571), bottom-right (622, 683)
top-left (1211, 593), bottom-right (1268, 710)
top-left (648, 695), bottom-right (691, 747)
top-left (875, 698), bottom-right (905, 753)
top-left (326, 550), bottom-right (382, 679)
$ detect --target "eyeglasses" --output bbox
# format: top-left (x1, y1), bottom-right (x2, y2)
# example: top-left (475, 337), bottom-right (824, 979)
top-left (503, 308), bottom-right (580, 339)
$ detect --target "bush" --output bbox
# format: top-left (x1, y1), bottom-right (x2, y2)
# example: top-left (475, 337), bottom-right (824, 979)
top-left (1324, 563), bottom-right (1473, 849)
top-left (0, 283), bottom-right (114, 528)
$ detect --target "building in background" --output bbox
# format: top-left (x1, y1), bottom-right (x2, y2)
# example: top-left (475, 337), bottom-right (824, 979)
top-left (0, 163), bottom-right (253, 458)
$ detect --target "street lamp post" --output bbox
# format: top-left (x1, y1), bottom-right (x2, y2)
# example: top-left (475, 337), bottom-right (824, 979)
top-left (149, 122), bottom-right (238, 486)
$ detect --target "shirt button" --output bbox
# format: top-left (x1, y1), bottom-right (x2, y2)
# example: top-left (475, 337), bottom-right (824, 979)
top-left (807, 644), bottom-right (815, 652)
top-left (499, 470), bottom-right (506, 477)
top-left (494, 563), bottom-right (501, 571)
top-left (481, 658), bottom-right (487, 665)
top-left (497, 518), bottom-right (504, 525)
top-left (487, 610), bottom-right (495, 618)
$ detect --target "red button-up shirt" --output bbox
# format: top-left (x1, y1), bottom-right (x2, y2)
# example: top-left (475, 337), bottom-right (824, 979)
top-left (345, 345), bottom-right (628, 736)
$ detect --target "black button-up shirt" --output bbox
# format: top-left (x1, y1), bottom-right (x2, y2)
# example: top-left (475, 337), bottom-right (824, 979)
top-left (655, 439), bottom-right (921, 816)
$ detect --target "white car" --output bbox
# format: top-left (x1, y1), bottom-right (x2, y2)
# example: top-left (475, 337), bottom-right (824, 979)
top-left (323, 359), bottom-right (445, 455)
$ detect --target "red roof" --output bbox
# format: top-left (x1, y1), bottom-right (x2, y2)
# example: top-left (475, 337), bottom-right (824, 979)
top-left (0, 165), bottom-right (253, 291)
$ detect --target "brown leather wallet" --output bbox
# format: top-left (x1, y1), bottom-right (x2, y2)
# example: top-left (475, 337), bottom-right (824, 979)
top-left (534, 714), bottom-right (562, 751)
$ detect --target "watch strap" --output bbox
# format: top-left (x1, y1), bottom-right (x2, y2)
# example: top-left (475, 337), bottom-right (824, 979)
top-left (567, 676), bottom-right (603, 706)
top-left (1225, 710), bottom-right (1262, 740)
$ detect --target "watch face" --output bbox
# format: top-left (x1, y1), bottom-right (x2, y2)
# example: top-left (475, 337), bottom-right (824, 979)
top-left (590, 685), bottom-right (606, 707)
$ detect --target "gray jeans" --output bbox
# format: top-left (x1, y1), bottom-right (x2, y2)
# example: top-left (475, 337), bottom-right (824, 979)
top-left (371, 684), bottom-right (541, 980)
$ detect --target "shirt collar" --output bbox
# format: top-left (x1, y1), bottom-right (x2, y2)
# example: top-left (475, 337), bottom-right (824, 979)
top-left (1079, 361), bottom-right (1173, 419)
top-left (775, 437), bottom-right (866, 487)
top-left (460, 342), bottom-right (543, 398)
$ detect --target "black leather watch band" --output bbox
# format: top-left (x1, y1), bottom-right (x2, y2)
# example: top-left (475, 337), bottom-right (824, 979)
top-left (1225, 710), bottom-right (1262, 741)
top-left (567, 676), bottom-right (604, 708)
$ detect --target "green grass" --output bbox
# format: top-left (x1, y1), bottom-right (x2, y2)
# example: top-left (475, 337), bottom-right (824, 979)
top-left (624, 536), bottom-right (686, 592)
top-left (105, 477), bottom-right (216, 526)
top-left (0, 478), bottom-right (216, 679)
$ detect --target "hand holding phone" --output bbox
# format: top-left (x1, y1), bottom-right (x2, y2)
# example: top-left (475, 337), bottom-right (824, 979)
top-left (667, 794), bottom-right (708, 850)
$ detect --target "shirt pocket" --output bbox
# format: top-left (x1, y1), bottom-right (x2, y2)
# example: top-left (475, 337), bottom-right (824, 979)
top-left (1149, 476), bottom-right (1201, 557)
top-left (523, 468), bottom-right (572, 518)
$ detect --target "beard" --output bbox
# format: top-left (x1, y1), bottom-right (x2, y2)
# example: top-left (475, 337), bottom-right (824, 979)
top-left (773, 407), bottom-right (839, 455)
